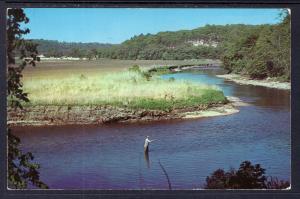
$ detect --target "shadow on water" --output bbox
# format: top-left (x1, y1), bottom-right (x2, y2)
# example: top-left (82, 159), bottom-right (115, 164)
top-left (144, 151), bottom-right (150, 169)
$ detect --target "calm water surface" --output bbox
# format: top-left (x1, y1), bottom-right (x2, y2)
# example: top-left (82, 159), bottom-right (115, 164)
top-left (13, 69), bottom-right (291, 189)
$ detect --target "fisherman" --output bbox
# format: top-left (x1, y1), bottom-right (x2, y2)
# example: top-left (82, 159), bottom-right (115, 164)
top-left (144, 136), bottom-right (155, 153)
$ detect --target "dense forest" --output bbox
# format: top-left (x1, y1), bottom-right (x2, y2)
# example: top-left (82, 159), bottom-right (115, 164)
top-left (32, 10), bottom-right (290, 81)
top-left (98, 24), bottom-right (273, 61)
top-left (32, 39), bottom-right (115, 58)
top-left (221, 11), bottom-right (290, 80)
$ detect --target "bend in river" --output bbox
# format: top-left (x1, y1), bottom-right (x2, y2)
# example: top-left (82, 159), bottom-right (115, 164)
top-left (12, 68), bottom-right (291, 189)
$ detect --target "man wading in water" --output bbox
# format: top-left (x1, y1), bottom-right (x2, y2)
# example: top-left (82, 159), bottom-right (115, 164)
top-left (144, 136), bottom-right (155, 153)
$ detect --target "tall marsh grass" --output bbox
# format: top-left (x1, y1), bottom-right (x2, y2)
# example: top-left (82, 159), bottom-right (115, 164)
top-left (23, 70), bottom-right (226, 110)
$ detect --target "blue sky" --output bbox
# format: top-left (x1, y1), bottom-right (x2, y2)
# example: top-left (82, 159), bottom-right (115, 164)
top-left (23, 8), bottom-right (282, 44)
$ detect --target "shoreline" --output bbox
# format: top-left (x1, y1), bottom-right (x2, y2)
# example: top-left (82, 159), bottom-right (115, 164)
top-left (169, 64), bottom-right (221, 72)
top-left (7, 100), bottom-right (240, 127)
top-left (217, 74), bottom-right (290, 90)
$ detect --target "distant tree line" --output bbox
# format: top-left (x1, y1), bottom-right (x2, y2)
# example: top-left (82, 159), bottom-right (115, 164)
top-left (31, 39), bottom-right (114, 58)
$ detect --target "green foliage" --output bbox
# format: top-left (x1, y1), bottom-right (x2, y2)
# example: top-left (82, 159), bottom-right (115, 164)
top-left (148, 66), bottom-right (171, 75)
top-left (128, 65), bottom-right (153, 80)
top-left (7, 8), bottom-right (48, 189)
top-left (142, 71), bottom-right (152, 81)
top-left (126, 90), bottom-right (226, 111)
top-left (7, 8), bottom-right (39, 109)
top-left (128, 64), bottom-right (142, 73)
top-left (205, 161), bottom-right (290, 189)
top-left (221, 10), bottom-right (290, 80)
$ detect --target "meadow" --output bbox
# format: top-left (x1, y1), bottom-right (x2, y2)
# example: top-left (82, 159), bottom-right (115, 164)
top-left (21, 59), bottom-right (226, 111)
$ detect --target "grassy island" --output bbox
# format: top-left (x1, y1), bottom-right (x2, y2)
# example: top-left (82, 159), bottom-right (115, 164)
top-left (8, 61), bottom-right (235, 126)
top-left (22, 66), bottom-right (226, 111)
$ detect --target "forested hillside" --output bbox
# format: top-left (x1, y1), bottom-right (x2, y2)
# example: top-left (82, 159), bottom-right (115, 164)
top-left (96, 24), bottom-right (263, 60)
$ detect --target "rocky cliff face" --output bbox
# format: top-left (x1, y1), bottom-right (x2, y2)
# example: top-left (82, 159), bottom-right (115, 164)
top-left (186, 39), bottom-right (219, 47)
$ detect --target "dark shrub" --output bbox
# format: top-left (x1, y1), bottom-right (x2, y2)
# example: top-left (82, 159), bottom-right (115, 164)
top-left (205, 161), bottom-right (290, 189)
top-left (128, 65), bottom-right (141, 73)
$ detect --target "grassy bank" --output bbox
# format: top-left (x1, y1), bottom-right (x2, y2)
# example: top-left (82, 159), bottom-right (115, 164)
top-left (21, 66), bottom-right (226, 111)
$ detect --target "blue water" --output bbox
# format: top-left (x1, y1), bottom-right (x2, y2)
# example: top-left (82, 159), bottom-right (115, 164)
top-left (13, 69), bottom-right (291, 189)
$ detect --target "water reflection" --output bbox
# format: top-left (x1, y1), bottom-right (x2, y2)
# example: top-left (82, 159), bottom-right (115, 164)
top-left (144, 151), bottom-right (150, 168)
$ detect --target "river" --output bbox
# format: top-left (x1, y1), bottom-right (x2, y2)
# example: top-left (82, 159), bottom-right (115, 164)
top-left (12, 68), bottom-right (291, 189)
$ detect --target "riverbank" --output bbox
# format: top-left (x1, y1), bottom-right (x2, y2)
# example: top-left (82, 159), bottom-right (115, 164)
top-left (7, 101), bottom-right (239, 126)
top-left (217, 74), bottom-right (290, 90)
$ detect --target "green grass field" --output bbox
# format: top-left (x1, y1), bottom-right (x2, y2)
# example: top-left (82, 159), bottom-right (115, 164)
top-left (21, 59), bottom-right (226, 110)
